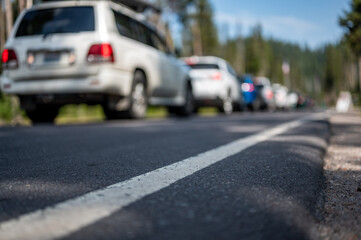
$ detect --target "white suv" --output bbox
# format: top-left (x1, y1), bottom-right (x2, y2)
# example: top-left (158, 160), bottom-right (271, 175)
top-left (183, 56), bottom-right (241, 114)
top-left (1, 0), bottom-right (193, 123)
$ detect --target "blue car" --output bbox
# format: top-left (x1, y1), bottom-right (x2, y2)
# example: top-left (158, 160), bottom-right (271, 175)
top-left (238, 75), bottom-right (260, 111)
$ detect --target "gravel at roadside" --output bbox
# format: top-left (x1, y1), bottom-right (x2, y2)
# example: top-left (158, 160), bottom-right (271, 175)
top-left (317, 110), bottom-right (361, 240)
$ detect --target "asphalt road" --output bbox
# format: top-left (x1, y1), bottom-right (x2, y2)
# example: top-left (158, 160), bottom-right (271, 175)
top-left (0, 111), bottom-right (330, 240)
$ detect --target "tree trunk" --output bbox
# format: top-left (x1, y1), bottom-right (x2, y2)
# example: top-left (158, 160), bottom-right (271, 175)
top-left (191, 21), bottom-right (202, 56)
top-left (356, 55), bottom-right (361, 103)
top-left (19, 0), bottom-right (25, 13)
top-left (5, 0), bottom-right (13, 39)
top-left (165, 23), bottom-right (174, 53)
top-left (0, 1), bottom-right (5, 52)
top-left (26, 0), bottom-right (33, 9)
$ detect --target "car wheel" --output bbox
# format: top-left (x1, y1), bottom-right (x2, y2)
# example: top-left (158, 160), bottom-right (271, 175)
top-left (219, 94), bottom-right (233, 115)
top-left (252, 97), bottom-right (261, 111)
top-left (126, 72), bottom-right (147, 119)
top-left (233, 100), bottom-right (244, 112)
top-left (104, 71), bottom-right (147, 120)
top-left (26, 105), bottom-right (59, 124)
top-left (168, 84), bottom-right (194, 117)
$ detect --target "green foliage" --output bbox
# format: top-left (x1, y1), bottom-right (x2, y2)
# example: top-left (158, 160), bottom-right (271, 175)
top-left (218, 26), bottom-right (357, 104)
top-left (340, 0), bottom-right (361, 56)
top-left (161, 0), bottom-right (219, 56)
top-left (244, 25), bottom-right (262, 75)
top-left (195, 0), bottom-right (219, 55)
top-left (0, 93), bottom-right (14, 121)
top-left (55, 105), bottom-right (169, 124)
top-left (324, 45), bottom-right (342, 93)
top-left (57, 104), bottom-right (104, 120)
top-left (339, 0), bottom-right (361, 102)
top-left (0, 93), bottom-right (24, 123)
top-left (220, 26), bottom-right (326, 94)
top-left (222, 38), bottom-right (244, 73)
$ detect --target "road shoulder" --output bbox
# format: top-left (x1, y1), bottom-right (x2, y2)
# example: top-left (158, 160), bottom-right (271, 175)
top-left (317, 110), bottom-right (361, 239)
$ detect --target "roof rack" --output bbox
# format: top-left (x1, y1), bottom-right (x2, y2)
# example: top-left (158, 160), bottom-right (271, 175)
top-left (37, 0), bottom-right (161, 14)
top-left (113, 0), bottom-right (161, 14)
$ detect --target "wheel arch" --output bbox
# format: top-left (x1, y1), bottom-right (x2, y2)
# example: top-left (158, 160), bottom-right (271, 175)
top-left (186, 77), bottom-right (193, 91)
top-left (133, 68), bottom-right (148, 87)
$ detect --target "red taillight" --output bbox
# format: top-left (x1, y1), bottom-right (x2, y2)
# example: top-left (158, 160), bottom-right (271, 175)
top-left (184, 57), bottom-right (198, 65)
top-left (211, 72), bottom-right (222, 80)
top-left (265, 89), bottom-right (274, 99)
top-left (2, 49), bottom-right (19, 69)
top-left (2, 49), bottom-right (9, 63)
top-left (87, 43), bottom-right (114, 63)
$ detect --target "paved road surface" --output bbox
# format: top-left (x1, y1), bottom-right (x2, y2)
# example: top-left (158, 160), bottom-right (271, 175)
top-left (0, 111), bottom-right (330, 240)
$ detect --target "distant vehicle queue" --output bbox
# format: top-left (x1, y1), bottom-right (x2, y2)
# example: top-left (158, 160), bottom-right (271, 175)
top-left (0, 0), bottom-right (313, 123)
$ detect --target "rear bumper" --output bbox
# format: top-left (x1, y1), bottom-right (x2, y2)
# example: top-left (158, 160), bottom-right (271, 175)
top-left (18, 93), bottom-right (129, 112)
top-left (19, 93), bottom-right (106, 106)
top-left (192, 80), bottom-right (226, 99)
top-left (1, 68), bottom-right (133, 97)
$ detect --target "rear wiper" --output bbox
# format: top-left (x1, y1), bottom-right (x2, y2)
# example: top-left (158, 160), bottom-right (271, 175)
top-left (43, 28), bottom-right (64, 40)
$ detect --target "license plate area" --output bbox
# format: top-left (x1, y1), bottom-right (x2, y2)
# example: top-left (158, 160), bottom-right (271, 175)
top-left (44, 52), bottom-right (61, 63)
top-left (27, 48), bottom-right (75, 68)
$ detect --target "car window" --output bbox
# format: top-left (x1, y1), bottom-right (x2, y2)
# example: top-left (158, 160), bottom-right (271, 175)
top-left (188, 64), bottom-right (220, 70)
top-left (113, 10), bottom-right (133, 39)
top-left (113, 9), bottom-right (157, 49)
top-left (16, 7), bottom-right (95, 37)
top-left (151, 32), bottom-right (167, 52)
top-left (132, 21), bottom-right (153, 47)
top-left (227, 63), bottom-right (237, 77)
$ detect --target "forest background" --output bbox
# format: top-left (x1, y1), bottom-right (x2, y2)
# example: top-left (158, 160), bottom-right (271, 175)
top-left (0, 0), bottom-right (360, 123)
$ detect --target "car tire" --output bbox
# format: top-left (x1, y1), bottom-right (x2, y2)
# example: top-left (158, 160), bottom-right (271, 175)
top-left (233, 102), bottom-right (244, 112)
top-left (168, 84), bottom-right (194, 117)
top-left (218, 93), bottom-right (233, 115)
top-left (126, 71), bottom-right (148, 119)
top-left (104, 71), bottom-right (147, 120)
top-left (26, 105), bottom-right (59, 124)
top-left (252, 97), bottom-right (261, 111)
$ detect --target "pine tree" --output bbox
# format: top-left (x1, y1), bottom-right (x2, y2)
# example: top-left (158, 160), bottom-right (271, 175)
top-left (195, 0), bottom-right (218, 56)
top-left (161, 0), bottom-right (218, 56)
top-left (5, 0), bottom-right (13, 38)
top-left (245, 25), bottom-right (263, 75)
top-left (339, 0), bottom-right (361, 99)
top-left (0, 0), bottom-right (5, 53)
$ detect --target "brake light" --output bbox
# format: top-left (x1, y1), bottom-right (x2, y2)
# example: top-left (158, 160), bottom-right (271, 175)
top-left (2, 50), bottom-right (9, 63)
top-left (265, 89), bottom-right (274, 99)
top-left (185, 59), bottom-right (195, 66)
top-left (211, 72), bottom-right (222, 80)
top-left (87, 43), bottom-right (114, 63)
top-left (242, 83), bottom-right (255, 92)
top-left (2, 49), bottom-right (19, 69)
top-left (184, 57), bottom-right (199, 65)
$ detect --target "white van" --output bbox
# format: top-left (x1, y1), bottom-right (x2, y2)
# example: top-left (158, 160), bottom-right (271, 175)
top-left (1, 0), bottom-right (193, 123)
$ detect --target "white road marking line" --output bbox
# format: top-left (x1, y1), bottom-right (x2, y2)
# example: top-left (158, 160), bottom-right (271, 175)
top-left (0, 113), bottom-right (328, 240)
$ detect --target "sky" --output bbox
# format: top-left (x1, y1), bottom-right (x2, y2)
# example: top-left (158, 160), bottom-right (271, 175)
top-left (210, 0), bottom-right (350, 49)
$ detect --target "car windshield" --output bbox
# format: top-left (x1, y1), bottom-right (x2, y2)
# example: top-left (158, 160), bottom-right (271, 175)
top-left (15, 6), bottom-right (95, 37)
top-left (188, 64), bottom-right (219, 70)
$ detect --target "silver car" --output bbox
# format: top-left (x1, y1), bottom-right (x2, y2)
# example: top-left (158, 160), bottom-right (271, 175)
top-left (1, 0), bottom-right (193, 123)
